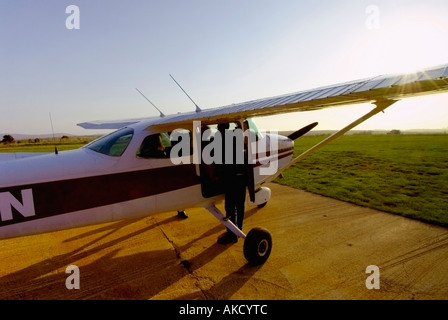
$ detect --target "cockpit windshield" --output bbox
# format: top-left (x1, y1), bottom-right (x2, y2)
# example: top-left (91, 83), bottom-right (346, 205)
top-left (85, 127), bottom-right (134, 157)
top-left (246, 118), bottom-right (263, 140)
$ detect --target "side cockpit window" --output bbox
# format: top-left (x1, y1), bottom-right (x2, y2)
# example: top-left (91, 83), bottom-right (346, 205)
top-left (137, 130), bottom-right (191, 159)
top-left (86, 127), bottom-right (134, 157)
top-left (138, 133), bottom-right (169, 158)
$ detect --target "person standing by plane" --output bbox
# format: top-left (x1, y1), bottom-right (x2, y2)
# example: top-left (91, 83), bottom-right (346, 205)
top-left (217, 123), bottom-right (248, 245)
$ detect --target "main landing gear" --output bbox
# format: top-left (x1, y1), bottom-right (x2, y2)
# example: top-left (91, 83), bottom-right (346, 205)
top-left (206, 205), bottom-right (272, 265)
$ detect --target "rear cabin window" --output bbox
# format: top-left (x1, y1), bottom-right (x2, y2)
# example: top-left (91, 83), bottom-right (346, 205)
top-left (86, 128), bottom-right (134, 157)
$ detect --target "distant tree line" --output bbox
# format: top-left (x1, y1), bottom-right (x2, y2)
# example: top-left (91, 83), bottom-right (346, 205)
top-left (1, 134), bottom-right (72, 144)
top-left (1, 135), bottom-right (14, 143)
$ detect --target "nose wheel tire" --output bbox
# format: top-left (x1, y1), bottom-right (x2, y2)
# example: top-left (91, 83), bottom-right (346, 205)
top-left (243, 227), bottom-right (272, 265)
top-left (257, 202), bottom-right (267, 209)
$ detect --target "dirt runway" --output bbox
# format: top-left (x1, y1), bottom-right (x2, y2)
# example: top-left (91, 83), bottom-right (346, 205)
top-left (0, 183), bottom-right (447, 300)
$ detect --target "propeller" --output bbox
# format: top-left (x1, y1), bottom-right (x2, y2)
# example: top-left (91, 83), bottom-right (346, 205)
top-left (288, 122), bottom-right (319, 140)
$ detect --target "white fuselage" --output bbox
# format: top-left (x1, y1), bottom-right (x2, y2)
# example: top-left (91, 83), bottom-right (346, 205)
top-left (0, 120), bottom-right (293, 239)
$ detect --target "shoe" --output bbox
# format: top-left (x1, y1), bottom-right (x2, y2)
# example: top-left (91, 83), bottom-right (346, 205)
top-left (217, 232), bottom-right (238, 244)
top-left (177, 211), bottom-right (188, 219)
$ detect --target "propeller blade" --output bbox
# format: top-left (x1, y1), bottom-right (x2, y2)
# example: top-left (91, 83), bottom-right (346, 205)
top-left (288, 122), bottom-right (318, 140)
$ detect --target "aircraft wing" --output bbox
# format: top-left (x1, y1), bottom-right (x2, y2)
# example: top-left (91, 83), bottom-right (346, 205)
top-left (78, 63), bottom-right (448, 130)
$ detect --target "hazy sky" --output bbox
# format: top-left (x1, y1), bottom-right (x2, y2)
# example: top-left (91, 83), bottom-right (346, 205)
top-left (1, 0), bottom-right (448, 135)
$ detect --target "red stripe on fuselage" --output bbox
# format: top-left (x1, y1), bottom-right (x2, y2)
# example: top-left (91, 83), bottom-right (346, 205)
top-left (0, 164), bottom-right (200, 227)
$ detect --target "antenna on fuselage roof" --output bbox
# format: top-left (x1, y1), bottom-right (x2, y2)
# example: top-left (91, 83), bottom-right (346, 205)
top-left (49, 112), bottom-right (58, 155)
top-left (135, 88), bottom-right (166, 118)
top-left (169, 74), bottom-right (202, 113)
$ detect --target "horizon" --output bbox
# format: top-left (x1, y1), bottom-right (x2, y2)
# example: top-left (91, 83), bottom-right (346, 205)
top-left (2, 128), bottom-right (448, 142)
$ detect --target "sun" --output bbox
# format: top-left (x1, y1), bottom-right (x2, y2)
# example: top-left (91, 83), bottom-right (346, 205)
top-left (342, 6), bottom-right (448, 77)
top-left (370, 7), bottom-right (448, 74)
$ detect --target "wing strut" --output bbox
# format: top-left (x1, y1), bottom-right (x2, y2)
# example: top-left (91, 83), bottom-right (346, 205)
top-left (260, 99), bottom-right (398, 185)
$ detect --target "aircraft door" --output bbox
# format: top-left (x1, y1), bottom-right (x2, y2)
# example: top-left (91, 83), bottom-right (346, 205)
top-left (197, 121), bottom-right (255, 201)
top-left (198, 124), bottom-right (224, 198)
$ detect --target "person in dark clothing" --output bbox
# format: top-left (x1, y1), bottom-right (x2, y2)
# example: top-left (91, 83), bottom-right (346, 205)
top-left (138, 134), bottom-right (167, 158)
top-left (217, 123), bottom-right (248, 245)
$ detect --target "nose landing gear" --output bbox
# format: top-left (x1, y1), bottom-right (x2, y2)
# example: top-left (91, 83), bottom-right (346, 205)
top-left (243, 227), bottom-right (272, 266)
top-left (206, 205), bottom-right (272, 265)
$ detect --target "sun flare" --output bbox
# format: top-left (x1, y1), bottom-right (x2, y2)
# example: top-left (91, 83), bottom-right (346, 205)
top-left (370, 7), bottom-right (448, 74)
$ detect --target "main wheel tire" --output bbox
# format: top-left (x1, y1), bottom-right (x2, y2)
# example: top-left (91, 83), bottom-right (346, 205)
top-left (243, 227), bottom-right (272, 265)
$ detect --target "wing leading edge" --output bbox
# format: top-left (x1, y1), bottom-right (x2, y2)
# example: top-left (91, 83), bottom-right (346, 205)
top-left (78, 63), bottom-right (448, 130)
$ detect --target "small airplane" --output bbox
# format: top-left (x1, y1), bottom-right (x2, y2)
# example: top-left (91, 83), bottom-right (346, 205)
top-left (1, 63), bottom-right (447, 265)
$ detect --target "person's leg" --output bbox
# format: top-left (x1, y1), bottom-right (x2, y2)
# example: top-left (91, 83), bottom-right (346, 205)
top-left (218, 187), bottom-right (239, 244)
top-left (234, 175), bottom-right (247, 230)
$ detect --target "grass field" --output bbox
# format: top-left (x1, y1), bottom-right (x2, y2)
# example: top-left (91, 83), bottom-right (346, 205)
top-left (275, 134), bottom-right (448, 227)
top-left (0, 137), bottom-right (97, 153)
top-left (2, 134), bottom-right (447, 227)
